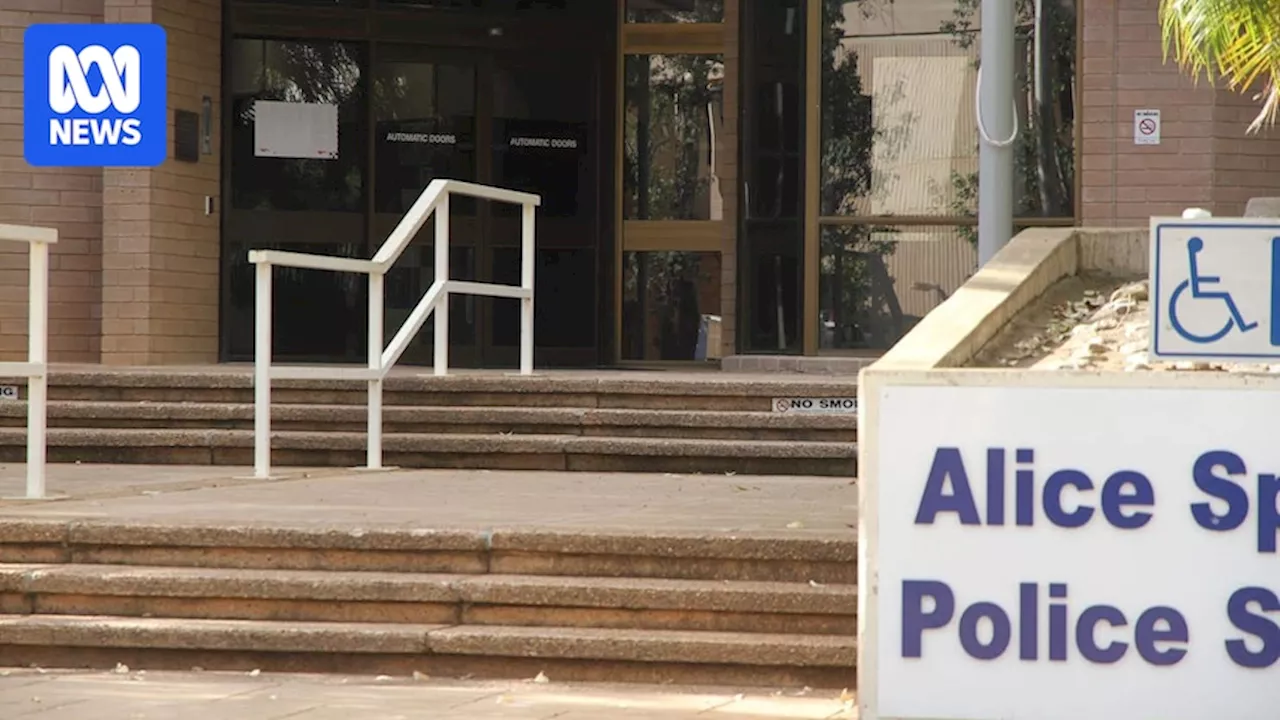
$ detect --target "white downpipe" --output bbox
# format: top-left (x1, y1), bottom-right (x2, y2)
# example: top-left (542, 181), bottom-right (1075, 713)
top-left (25, 240), bottom-right (49, 499)
top-left (253, 262), bottom-right (273, 479)
top-left (367, 271), bottom-right (385, 470)
top-left (520, 204), bottom-right (535, 375)
top-left (433, 194), bottom-right (450, 377)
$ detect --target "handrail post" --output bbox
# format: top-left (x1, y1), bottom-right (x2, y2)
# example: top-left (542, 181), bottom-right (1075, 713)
top-left (25, 239), bottom-right (49, 499)
top-left (433, 194), bottom-right (451, 377)
top-left (253, 261), bottom-right (273, 479)
top-left (520, 202), bottom-right (535, 376)
top-left (367, 270), bottom-right (385, 469)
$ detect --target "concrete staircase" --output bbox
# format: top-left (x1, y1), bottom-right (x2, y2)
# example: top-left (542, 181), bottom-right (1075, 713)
top-left (0, 369), bottom-right (859, 476)
top-left (0, 522), bottom-right (857, 687)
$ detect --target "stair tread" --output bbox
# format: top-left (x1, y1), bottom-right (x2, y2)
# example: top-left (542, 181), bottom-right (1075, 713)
top-left (0, 564), bottom-right (855, 613)
top-left (0, 615), bottom-right (856, 666)
top-left (0, 401), bottom-right (857, 428)
top-left (0, 427), bottom-right (856, 457)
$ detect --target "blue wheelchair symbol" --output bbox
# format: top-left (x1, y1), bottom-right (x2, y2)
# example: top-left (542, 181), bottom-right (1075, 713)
top-left (1169, 236), bottom-right (1259, 343)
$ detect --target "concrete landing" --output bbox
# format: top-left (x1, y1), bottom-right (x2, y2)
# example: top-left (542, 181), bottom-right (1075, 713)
top-left (0, 669), bottom-right (857, 719)
top-left (0, 464), bottom-right (856, 536)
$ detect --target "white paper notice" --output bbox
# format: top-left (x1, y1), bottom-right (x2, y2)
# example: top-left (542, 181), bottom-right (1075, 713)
top-left (253, 100), bottom-right (339, 160)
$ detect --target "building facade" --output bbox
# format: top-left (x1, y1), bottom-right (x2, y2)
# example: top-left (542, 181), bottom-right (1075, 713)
top-left (0, 0), bottom-right (1276, 368)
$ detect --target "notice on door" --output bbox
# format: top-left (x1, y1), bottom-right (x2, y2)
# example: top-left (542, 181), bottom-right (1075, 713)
top-left (254, 100), bottom-right (339, 160)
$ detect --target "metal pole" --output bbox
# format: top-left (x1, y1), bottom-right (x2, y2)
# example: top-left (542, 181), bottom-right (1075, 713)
top-left (253, 261), bottom-right (273, 479)
top-left (433, 195), bottom-right (450, 377)
top-left (26, 241), bottom-right (49, 500)
top-left (977, 0), bottom-right (1016, 266)
top-left (519, 203), bottom-right (535, 376)
top-left (367, 271), bottom-right (384, 470)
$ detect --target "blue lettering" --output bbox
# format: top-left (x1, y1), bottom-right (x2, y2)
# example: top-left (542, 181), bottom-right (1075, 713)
top-left (1101, 470), bottom-right (1154, 529)
top-left (986, 448), bottom-right (1005, 525)
top-left (1049, 583), bottom-right (1068, 661)
top-left (1076, 605), bottom-right (1128, 664)
top-left (1043, 470), bottom-right (1094, 528)
top-left (1258, 474), bottom-right (1280, 554)
top-left (1225, 586), bottom-right (1280, 668)
top-left (1016, 448), bottom-right (1035, 525)
top-left (1018, 582), bottom-right (1038, 659)
top-left (902, 580), bottom-right (954, 658)
top-left (900, 581), bottom-right (1180, 667)
top-left (1191, 450), bottom-right (1250, 532)
top-left (1134, 607), bottom-right (1189, 666)
top-left (915, 449), bottom-right (980, 525)
top-left (959, 602), bottom-right (1011, 660)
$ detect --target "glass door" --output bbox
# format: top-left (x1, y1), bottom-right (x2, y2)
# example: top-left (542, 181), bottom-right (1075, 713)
top-left (371, 46), bottom-right (482, 367)
top-left (483, 50), bottom-right (599, 367)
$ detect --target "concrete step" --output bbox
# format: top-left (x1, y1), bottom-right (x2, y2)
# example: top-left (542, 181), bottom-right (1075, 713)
top-left (0, 428), bottom-right (858, 476)
top-left (0, 523), bottom-right (857, 584)
top-left (0, 615), bottom-right (856, 687)
top-left (0, 564), bottom-right (856, 635)
top-left (0, 402), bottom-right (857, 443)
top-left (29, 369), bottom-right (860, 412)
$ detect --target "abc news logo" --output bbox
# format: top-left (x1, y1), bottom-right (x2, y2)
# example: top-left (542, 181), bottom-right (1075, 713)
top-left (23, 24), bottom-right (167, 168)
top-left (48, 44), bottom-right (143, 147)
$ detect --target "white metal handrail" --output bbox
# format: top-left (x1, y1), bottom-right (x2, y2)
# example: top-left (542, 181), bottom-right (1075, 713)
top-left (0, 223), bottom-right (57, 499)
top-left (249, 179), bottom-right (541, 480)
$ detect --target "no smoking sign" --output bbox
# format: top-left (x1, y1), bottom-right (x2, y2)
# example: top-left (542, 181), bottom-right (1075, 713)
top-left (1134, 108), bottom-right (1161, 146)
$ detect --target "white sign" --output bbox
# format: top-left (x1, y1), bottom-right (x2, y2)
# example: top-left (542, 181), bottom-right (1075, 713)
top-left (1134, 109), bottom-right (1160, 145)
top-left (1148, 217), bottom-right (1280, 361)
top-left (253, 100), bottom-right (338, 160)
top-left (0, 386), bottom-right (16, 400)
top-left (868, 383), bottom-right (1280, 720)
top-left (772, 397), bottom-right (856, 414)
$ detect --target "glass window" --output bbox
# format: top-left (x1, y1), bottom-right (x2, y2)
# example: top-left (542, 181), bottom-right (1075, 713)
top-left (624, 54), bottom-right (725, 221)
top-left (623, 251), bottom-right (722, 361)
top-left (739, 0), bottom-right (804, 353)
top-left (229, 39), bottom-right (367, 213)
top-left (237, 0), bottom-right (366, 5)
top-left (819, 224), bottom-right (976, 350)
top-left (372, 60), bottom-right (477, 215)
top-left (625, 0), bottom-right (723, 23)
top-left (819, 0), bottom-right (1075, 218)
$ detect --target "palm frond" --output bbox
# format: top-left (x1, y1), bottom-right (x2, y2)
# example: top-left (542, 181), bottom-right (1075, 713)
top-left (1160, 0), bottom-right (1280, 132)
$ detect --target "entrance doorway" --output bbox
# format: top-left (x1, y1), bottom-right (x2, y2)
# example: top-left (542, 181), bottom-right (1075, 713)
top-left (372, 47), bottom-right (600, 367)
top-left (221, 2), bottom-right (612, 368)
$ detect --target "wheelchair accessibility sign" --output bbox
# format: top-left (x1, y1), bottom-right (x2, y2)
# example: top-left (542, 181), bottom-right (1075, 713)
top-left (1150, 217), bottom-right (1280, 361)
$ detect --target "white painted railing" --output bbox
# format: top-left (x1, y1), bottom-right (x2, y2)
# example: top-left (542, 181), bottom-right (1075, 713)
top-left (0, 224), bottom-right (56, 499)
top-left (249, 179), bottom-right (541, 480)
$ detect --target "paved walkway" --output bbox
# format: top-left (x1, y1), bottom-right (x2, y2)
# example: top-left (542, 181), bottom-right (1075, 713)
top-left (0, 670), bottom-right (857, 719)
top-left (0, 464), bottom-right (856, 535)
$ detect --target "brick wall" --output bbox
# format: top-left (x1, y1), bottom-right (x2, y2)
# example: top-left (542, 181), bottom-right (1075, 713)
top-left (101, 0), bottom-right (220, 364)
top-left (0, 0), bottom-right (105, 364)
top-left (1081, 0), bottom-right (1280, 226)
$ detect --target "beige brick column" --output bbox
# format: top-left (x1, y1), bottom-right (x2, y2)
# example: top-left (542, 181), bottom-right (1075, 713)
top-left (1080, 0), bottom-right (1280, 224)
top-left (101, 0), bottom-right (220, 365)
top-left (0, 0), bottom-right (105, 363)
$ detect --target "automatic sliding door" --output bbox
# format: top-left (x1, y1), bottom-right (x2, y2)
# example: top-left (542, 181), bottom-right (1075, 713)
top-left (484, 52), bottom-right (598, 367)
top-left (371, 47), bottom-right (482, 366)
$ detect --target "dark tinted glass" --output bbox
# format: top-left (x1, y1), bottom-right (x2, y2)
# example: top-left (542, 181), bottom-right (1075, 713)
top-left (625, 0), bottom-right (723, 22)
top-left (228, 39), bottom-right (367, 213)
